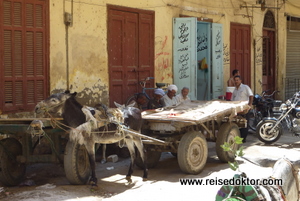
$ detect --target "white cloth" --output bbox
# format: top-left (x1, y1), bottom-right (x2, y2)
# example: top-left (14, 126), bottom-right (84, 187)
top-left (161, 95), bottom-right (178, 107)
top-left (154, 88), bottom-right (165, 96)
top-left (167, 84), bottom-right (178, 92)
top-left (231, 83), bottom-right (253, 101)
top-left (176, 93), bottom-right (190, 103)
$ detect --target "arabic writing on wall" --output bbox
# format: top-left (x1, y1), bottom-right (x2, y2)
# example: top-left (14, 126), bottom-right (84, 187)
top-left (177, 22), bottom-right (191, 79)
top-left (256, 46), bottom-right (263, 64)
top-left (178, 23), bottom-right (189, 44)
top-left (197, 32), bottom-right (208, 52)
top-left (215, 30), bottom-right (222, 60)
top-left (178, 53), bottom-right (190, 79)
top-left (223, 43), bottom-right (230, 64)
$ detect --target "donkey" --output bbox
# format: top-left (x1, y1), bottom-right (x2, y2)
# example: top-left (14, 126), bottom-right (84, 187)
top-left (267, 158), bottom-right (299, 201)
top-left (35, 91), bottom-right (148, 187)
top-left (216, 158), bottom-right (299, 201)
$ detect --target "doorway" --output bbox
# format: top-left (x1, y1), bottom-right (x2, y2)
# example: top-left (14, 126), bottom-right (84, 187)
top-left (262, 11), bottom-right (276, 93)
top-left (230, 23), bottom-right (251, 87)
top-left (107, 5), bottom-right (154, 106)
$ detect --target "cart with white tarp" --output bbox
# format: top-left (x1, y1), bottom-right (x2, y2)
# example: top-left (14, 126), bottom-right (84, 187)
top-left (137, 100), bottom-right (250, 174)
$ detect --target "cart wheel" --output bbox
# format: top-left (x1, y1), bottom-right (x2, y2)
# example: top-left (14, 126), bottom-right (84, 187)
top-left (135, 149), bottom-right (161, 169)
top-left (216, 123), bottom-right (240, 162)
top-left (64, 141), bottom-right (91, 185)
top-left (126, 94), bottom-right (137, 106)
top-left (0, 138), bottom-right (26, 186)
top-left (177, 131), bottom-right (208, 174)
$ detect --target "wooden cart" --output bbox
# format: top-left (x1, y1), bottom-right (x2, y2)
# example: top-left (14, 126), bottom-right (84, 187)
top-left (136, 100), bottom-right (250, 174)
top-left (0, 100), bottom-right (249, 186)
top-left (0, 118), bottom-right (66, 186)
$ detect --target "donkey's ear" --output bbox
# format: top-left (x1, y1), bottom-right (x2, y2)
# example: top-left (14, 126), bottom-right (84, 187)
top-left (127, 102), bottom-right (135, 108)
top-left (70, 92), bottom-right (77, 97)
top-left (114, 101), bottom-right (124, 109)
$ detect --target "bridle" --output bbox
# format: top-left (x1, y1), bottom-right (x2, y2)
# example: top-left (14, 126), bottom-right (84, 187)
top-left (37, 99), bottom-right (66, 114)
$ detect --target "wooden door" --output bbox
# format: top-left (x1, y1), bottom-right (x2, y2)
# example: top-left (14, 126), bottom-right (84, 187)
top-left (108, 6), bottom-right (154, 106)
top-left (230, 23), bottom-right (251, 86)
top-left (262, 30), bottom-right (275, 92)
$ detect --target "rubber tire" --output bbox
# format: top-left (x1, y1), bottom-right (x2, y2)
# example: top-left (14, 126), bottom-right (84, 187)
top-left (64, 141), bottom-right (91, 185)
top-left (256, 119), bottom-right (282, 144)
top-left (177, 131), bottom-right (208, 174)
top-left (248, 109), bottom-right (262, 131)
top-left (216, 123), bottom-right (240, 163)
top-left (0, 138), bottom-right (26, 186)
top-left (135, 149), bottom-right (161, 169)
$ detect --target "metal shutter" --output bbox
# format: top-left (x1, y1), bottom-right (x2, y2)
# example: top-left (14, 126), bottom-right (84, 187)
top-left (286, 31), bottom-right (300, 79)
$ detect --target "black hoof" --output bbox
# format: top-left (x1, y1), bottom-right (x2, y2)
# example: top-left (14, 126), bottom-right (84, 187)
top-left (126, 176), bottom-right (132, 183)
top-left (89, 178), bottom-right (98, 188)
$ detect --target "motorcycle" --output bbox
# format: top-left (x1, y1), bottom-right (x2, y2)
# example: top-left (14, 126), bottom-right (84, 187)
top-left (248, 90), bottom-right (281, 131)
top-left (256, 91), bottom-right (300, 144)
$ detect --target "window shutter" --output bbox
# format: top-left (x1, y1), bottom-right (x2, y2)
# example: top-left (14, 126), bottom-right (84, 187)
top-left (1, 0), bottom-right (48, 113)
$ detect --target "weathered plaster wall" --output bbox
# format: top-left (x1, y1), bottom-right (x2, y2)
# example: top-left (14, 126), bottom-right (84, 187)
top-left (48, 0), bottom-right (296, 105)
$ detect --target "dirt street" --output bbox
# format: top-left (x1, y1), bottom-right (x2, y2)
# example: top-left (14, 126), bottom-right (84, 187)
top-left (1, 132), bottom-right (300, 201)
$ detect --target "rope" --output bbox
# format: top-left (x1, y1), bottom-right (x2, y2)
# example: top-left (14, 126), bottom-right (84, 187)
top-left (42, 131), bottom-right (64, 164)
top-left (45, 109), bottom-right (128, 147)
top-left (38, 99), bottom-right (66, 114)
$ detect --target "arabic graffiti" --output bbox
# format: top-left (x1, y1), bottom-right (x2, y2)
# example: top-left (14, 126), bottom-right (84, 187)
top-left (178, 23), bottom-right (189, 44)
top-left (197, 32), bottom-right (208, 52)
top-left (155, 36), bottom-right (170, 80)
top-left (215, 30), bottom-right (221, 47)
top-left (178, 53), bottom-right (190, 79)
top-left (223, 43), bottom-right (230, 64)
top-left (256, 46), bottom-right (263, 64)
top-left (215, 30), bottom-right (222, 60)
top-left (178, 46), bottom-right (189, 51)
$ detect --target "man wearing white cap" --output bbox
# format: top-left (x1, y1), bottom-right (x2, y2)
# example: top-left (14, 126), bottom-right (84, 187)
top-left (161, 84), bottom-right (179, 107)
top-left (148, 88), bottom-right (165, 109)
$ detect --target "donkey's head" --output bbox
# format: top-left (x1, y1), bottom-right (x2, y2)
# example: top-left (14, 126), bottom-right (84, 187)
top-left (35, 90), bottom-right (77, 116)
top-left (114, 102), bottom-right (142, 131)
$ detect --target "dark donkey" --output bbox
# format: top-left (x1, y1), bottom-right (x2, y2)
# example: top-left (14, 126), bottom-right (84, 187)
top-left (35, 91), bottom-right (148, 187)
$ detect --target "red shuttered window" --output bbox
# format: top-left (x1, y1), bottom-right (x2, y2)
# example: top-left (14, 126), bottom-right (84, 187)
top-left (0, 0), bottom-right (49, 113)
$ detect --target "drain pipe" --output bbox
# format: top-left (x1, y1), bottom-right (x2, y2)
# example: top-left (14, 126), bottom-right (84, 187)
top-left (276, 0), bottom-right (280, 100)
top-left (253, 38), bottom-right (256, 94)
top-left (64, 0), bottom-right (73, 91)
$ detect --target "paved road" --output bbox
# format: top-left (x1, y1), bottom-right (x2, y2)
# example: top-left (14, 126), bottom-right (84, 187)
top-left (1, 131), bottom-right (300, 201)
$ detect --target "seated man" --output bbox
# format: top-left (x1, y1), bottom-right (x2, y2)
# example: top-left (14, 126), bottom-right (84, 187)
top-left (176, 87), bottom-right (190, 103)
top-left (128, 93), bottom-right (147, 111)
top-left (161, 84), bottom-right (178, 107)
top-left (148, 88), bottom-right (164, 109)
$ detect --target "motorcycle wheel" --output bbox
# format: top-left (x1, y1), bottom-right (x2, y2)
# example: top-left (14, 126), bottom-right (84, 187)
top-left (256, 119), bottom-right (282, 144)
top-left (248, 109), bottom-right (262, 131)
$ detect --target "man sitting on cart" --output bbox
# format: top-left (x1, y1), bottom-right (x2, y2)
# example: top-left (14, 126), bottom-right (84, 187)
top-left (148, 88), bottom-right (165, 109)
top-left (176, 87), bottom-right (190, 103)
top-left (128, 93), bottom-right (148, 111)
top-left (161, 84), bottom-right (179, 107)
